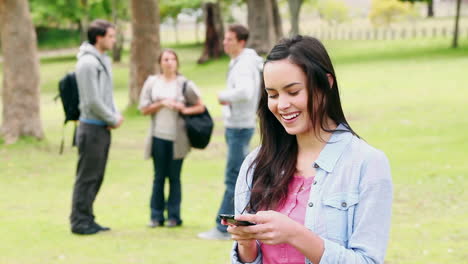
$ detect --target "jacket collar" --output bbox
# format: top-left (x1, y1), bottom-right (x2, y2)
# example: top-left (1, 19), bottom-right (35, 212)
top-left (314, 124), bottom-right (353, 173)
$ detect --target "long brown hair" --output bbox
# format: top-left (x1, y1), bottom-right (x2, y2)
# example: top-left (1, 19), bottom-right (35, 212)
top-left (247, 35), bottom-right (358, 212)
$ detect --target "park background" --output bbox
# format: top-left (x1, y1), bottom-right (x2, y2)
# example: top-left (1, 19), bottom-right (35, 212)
top-left (0, 0), bottom-right (467, 263)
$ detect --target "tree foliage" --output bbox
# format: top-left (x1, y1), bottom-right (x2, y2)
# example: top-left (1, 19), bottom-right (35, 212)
top-left (369, 0), bottom-right (413, 27)
top-left (316, 0), bottom-right (349, 25)
top-left (29, 0), bottom-right (129, 28)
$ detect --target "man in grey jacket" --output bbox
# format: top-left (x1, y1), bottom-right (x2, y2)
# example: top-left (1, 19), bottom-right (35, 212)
top-left (70, 19), bottom-right (123, 235)
top-left (198, 24), bottom-right (262, 240)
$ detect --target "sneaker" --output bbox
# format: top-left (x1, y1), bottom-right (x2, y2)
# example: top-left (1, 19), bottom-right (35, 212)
top-left (148, 220), bottom-right (164, 228)
top-left (71, 223), bottom-right (101, 235)
top-left (93, 222), bottom-right (111, 231)
top-left (197, 227), bottom-right (231, 240)
top-left (166, 219), bottom-right (182, 228)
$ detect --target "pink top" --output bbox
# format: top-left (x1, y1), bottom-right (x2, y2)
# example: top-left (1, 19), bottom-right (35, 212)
top-left (261, 173), bottom-right (315, 264)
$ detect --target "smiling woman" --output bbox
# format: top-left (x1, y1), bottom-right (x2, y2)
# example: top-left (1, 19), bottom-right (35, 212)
top-left (224, 35), bottom-right (393, 264)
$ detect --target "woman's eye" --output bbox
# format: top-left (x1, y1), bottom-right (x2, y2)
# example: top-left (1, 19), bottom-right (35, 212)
top-left (268, 94), bottom-right (278, 99)
top-left (289, 90), bottom-right (299, 96)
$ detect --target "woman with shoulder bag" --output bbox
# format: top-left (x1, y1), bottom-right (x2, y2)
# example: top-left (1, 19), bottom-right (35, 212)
top-left (139, 49), bottom-right (205, 228)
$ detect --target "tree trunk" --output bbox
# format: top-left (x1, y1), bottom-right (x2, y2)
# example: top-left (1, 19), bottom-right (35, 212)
top-left (197, 2), bottom-right (224, 64)
top-left (247, 0), bottom-right (283, 54)
top-left (129, 0), bottom-right (161, 105)
top-left (452, 0), bottom-right (462, 48)
top-left (112, 29), bottom-right (124, 62)
top-left (0, 0), bottom-right (43, 144)
top-left (111, 0), bottom-right (124, 62)
top-left (288, 0), bottom-right (303, 36)
top-left (427, 0), bottom-right (434, 17)
top-left (272, 0), bottom-right (283, 39)
top-left (79, 0), bottom-right (89, 43)
top-left (173, 19), bottom-right (179, 44)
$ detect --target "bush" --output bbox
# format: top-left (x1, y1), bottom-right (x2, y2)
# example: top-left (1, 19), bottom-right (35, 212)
top-left (369, 0), bottom-right (413, 27)
top-left (317, 0), bottom-right (350, 25)
top-left (36, 27), bottom-right (80, 50)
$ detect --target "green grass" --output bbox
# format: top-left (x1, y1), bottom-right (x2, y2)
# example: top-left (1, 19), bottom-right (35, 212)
top-left (1, 38), bottom-right (468, 263)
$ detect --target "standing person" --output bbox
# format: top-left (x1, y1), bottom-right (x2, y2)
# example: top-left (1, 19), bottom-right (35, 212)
top-left (198, 24), bottom-right (263, 240)
top-left (70, 19), bottom-right (123, 235)
top-left (139, 49), bottom-right (205, 228)
top-left (223, 35), bottom-right (393, 264)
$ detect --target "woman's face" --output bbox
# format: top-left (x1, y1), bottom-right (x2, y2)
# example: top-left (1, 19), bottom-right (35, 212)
top-left (264, 59), bottom-right (312, 136)
top-left (160, 51), bottom-right (178, 74)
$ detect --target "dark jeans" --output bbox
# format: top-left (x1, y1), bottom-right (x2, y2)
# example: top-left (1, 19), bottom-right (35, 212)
top-left (150, 137), bottom-right (184, 224)
top-left (70, 123), bottom-right (111, 229)
top-left (216, 128), bottom-right (254, 232)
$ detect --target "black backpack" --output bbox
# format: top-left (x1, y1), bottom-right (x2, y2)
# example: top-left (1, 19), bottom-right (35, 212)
top-left (58, 72), bottom-right (80, 123)
top-left (181, 81), bottom-right (214, 149)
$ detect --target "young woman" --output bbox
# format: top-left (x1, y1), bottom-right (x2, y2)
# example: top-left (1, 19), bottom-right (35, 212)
top-left (139, 49), bottom-right (205, 228)
top-left (224, 36), bottom-right (393, 264)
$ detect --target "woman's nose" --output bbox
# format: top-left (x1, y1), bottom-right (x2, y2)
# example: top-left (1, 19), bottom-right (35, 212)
top-left (278, 96), bottom-right (290, 110)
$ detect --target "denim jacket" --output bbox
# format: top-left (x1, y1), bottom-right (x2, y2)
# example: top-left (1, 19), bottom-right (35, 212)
top-left (231, 125), bottom-right (393, 264)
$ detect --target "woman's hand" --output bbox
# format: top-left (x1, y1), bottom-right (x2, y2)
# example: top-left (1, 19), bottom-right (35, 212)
top-left (160, 98), bottom-right (175, 109)
top-left (229, 211), bottom-right (302, 245)
top-left (173, 102), bottom-right (186, 113)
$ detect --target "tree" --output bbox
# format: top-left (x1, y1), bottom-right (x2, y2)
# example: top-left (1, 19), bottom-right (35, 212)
top-left (370, 0), bottom-right (412, 27)
top-left (129, 0), bottom-right (161, 106)
top-left (452, 0), bottom-right (462, 48)
top-left (288, 0), bottom-right (304, 36)
top-left (109, 0), bottom-right (129, 62)
top-left (399, 0), bottom-right (434, 17)
top-left (198, 2), bottom-right (224, 64)
top-left (247, 0), bottom-right (283, 54)
top-left (0, 0), bottom-right (43, 144)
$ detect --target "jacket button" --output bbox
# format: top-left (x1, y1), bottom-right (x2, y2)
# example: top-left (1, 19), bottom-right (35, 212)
top-left (308, 202), bottom-right (314, 207)
top-left (341, 202), bottom-right (347, 208)
top-left (313, 163), bottom-right (319, 168)
top-left (313, 181), bottom-right (317, 185)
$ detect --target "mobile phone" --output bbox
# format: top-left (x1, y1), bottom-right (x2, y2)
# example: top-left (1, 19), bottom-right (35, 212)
top-left (219, 214), bottom-right (256, 226)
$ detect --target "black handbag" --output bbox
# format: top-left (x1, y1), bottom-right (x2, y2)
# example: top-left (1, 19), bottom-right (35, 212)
top-left (182, 81), bottom-right (214, 149)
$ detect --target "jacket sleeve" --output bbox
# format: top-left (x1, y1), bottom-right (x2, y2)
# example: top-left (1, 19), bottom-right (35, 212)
top-left (219, 61), bottom-right (258, 104)
top-left (184, 80), bottom-right (201, 106)
top-left (76, 60), bottom-right (117, 126)
top-left (231, 148), bottom-right (263, 264)
top-left (319, 151), bottom-right (393, 264)
top-left (139, 76), bottom-right (156, 110)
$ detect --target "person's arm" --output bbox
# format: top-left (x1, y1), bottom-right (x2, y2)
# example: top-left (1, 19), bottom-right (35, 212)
top-left (228, 148), bottom-right (263, 264)
top-left (178, 81), bottom-right (205, 115)
top-left (76, 60), bottom-right (118, 126)
top-left (318, 151), bottom-right (393, 264)
top-left (232, 150), bottom-right (392, 264)
top-left (218, 62), bottom-right (257, 104)
top-left (179, 99), bottom-right (205, 115)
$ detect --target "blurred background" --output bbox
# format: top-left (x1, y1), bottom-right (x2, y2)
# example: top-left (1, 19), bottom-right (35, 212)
top-left (0, 0), bottom-right (467, 263)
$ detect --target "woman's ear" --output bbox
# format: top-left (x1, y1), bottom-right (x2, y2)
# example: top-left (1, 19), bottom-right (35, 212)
top-left (327, 73), bottom-right (334, 89)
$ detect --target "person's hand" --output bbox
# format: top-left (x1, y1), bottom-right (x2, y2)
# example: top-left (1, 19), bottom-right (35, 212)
top-left (173, 102), bottom-right (186, 113)
top-left (217, 94), bottom-right (230, 105)
top-left (161, 98), bottom-right (175, 109)
top-left (228, 211), bottom-right (302, 246)
top-left (109, 115), bottom-right (124, 129)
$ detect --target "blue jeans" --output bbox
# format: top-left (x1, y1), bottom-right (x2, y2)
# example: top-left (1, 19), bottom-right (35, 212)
top-left (216, 128), bottom-right (254, 232)
top-left (150, 137), bottom-right (184, 225)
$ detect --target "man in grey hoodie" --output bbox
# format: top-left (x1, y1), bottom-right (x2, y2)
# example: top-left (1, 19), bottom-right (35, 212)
top-left (70, 19), bottom-right (123, 235)
top-left (198, 24), bottom-right (262, 240)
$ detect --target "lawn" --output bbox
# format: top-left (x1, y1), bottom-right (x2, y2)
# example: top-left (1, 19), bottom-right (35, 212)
top-left (0, 37), bottom-right (467, 264)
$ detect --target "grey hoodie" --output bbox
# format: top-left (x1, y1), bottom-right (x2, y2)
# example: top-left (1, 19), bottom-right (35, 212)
top-left (218, 48), bottom-right (263, 128)
top-left (75, 42), bottom-right (118, 126)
